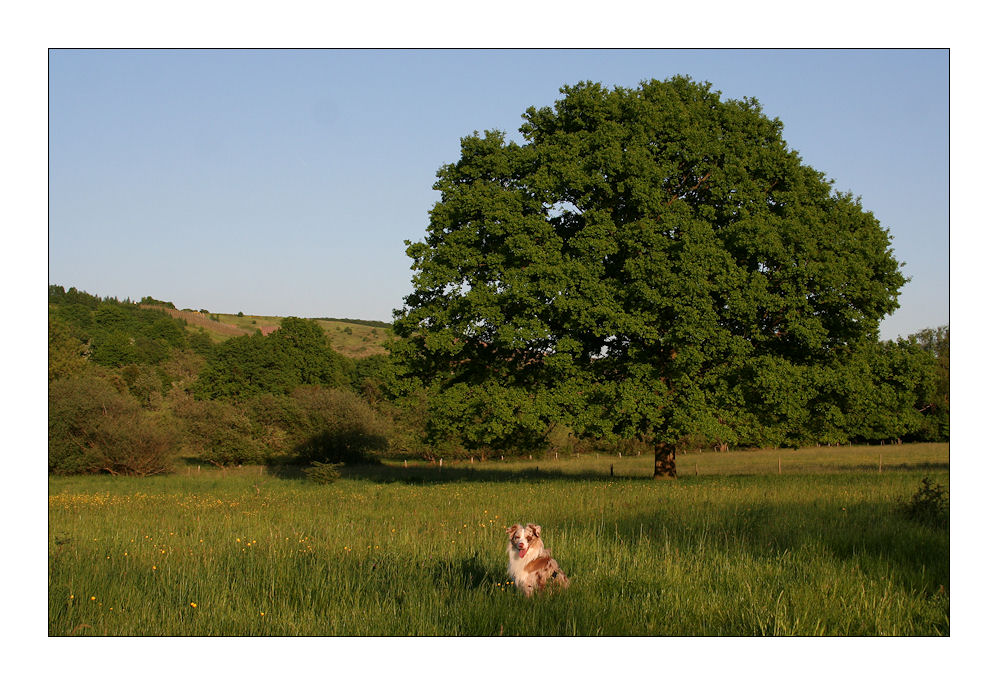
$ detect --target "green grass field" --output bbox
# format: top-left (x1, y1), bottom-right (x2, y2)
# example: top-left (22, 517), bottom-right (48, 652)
top-left (48, 444), bottom-right (948, 637)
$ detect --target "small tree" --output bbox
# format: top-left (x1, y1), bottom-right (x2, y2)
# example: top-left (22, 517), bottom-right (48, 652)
top-left (270, 317), bottom-right (352, 387)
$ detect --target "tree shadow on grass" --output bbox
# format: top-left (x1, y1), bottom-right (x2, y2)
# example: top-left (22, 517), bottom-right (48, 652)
top-left (355, 460), bottom-right (654, 484)
top-left (829, 460), bottom-right (949, 473)
top-left (267, 458), bottom-right (643, 484)
top-left (266, 455), bottom-right (949, 483)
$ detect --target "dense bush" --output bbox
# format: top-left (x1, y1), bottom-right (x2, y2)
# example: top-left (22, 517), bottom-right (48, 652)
top-left (303, 461), bottom-right (344, 483)
top-left (49, 373), bottom-right (176, 475)
top-left (168, 388), bottom-right (393, 467)
top-left (286, 386), bottom-right (390, 464)
top-left (171, 396), bottom-right (269, 466)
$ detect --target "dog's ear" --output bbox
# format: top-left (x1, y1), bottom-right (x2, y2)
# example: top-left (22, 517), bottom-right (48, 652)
top-left (528, 524), bottom-right (542, 537)
top-left (506, 525), bottom-right (518, 536)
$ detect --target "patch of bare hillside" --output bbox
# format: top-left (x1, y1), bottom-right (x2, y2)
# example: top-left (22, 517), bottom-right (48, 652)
top-left (139, 305), bottom-right (257, 339)
top-left (141, 305), bottom-right (389, 356)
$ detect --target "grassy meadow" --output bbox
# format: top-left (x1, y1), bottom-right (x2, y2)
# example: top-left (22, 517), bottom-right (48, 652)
top-left (48, 444), bottom-right (949, 637)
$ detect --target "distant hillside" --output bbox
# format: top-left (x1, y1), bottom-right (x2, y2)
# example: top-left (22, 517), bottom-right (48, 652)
top-left (142, 305), bottom-right (392, 357)
top-left (315, 317), bottom-right (391, 329)
top-left (139, 306), bottom-right (250, 340)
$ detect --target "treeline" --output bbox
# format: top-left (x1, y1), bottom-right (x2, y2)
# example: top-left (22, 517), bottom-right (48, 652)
top-left (399, 329), bottom-right (950, 457)
top-left (48, 285), bottom-right (948, 476)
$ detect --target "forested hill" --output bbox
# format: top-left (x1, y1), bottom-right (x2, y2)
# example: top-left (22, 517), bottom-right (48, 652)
top-left (48, 285), bottom-right (399, 476)
top-left (48, 286), bottom-right (392, 358)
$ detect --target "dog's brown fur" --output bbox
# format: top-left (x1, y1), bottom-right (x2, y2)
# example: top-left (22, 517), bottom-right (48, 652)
top-left (506, 523), bottom-right (570, 597)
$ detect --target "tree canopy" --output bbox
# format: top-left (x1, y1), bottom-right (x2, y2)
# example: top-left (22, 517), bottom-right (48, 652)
top-left (391, 76), bottom-right (907, 477)
top-left (194, 317), bottom-right (352, 400)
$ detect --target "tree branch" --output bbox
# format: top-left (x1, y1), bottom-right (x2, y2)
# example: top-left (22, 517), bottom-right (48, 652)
top-left (666, 171), bottom-right (712, 207)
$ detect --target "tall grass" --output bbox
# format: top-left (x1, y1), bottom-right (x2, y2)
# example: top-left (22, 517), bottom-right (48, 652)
top-left (48, 445), bottom-right (949, 636)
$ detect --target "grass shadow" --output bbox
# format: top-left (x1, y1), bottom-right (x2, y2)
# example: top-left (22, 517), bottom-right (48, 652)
top-left (831, 461), bottom-right (949, 473)
top-left (264, 457), bottom-right (644, 484)
top-left (429, 553), bottom-right (506, 590)
top-left (338, 460), bottom-right (645, 484)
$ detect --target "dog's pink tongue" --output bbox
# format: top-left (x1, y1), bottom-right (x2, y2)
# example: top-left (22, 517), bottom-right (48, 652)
top-left (519, 549), bottom-right (527, 559)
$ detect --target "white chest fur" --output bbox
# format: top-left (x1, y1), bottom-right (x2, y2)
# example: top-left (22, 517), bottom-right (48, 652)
top-left (507, 543), bottom-right (542, 579)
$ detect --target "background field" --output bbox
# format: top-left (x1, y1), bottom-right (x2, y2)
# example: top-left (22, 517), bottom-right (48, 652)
top-left (48, 443), bottom-right (949, 637)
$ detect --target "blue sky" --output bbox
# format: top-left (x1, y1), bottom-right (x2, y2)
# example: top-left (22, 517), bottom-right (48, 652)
top-left (48, 48), bottom-right (948, 339)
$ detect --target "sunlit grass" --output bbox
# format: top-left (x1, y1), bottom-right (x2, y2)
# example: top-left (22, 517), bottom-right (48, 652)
top-left (49, 444), bottom-right (949, 636)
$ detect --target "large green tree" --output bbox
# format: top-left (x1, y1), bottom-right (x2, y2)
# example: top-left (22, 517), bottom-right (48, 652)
top-left (392, 77), bottom-right (906, 477)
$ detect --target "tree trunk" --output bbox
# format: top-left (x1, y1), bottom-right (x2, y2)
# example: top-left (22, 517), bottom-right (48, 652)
top-left (654, 443), bottom-right (677, 479)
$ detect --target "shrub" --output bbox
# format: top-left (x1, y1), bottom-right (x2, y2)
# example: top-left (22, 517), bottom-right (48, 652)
top-left (88, 412), bottom-right (177, 476)
top-left (897, 477), bottom-right (949, 528)
top-left (171, 396), bottom-right (269, 466)
top-left (303, 461), bottom-right (344, 483)
top-left (288, 386), bottom-right (390, 464)
top-left (49, 373), bottom-right (176, 475)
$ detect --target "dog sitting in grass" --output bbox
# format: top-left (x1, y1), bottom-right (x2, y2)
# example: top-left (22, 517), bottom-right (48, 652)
top-left (506, 524), bottom-right (570, 597)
